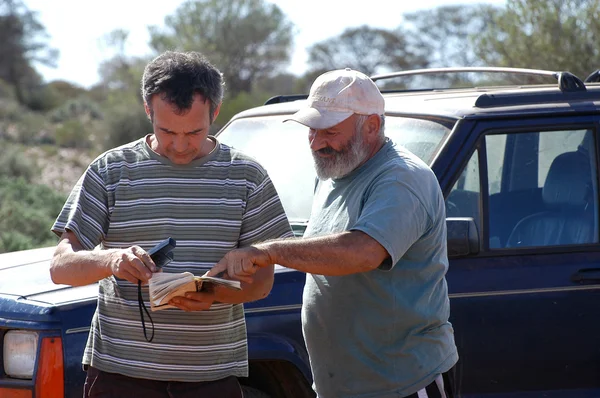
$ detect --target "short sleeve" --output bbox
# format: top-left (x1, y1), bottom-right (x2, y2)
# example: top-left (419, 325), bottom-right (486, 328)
top-left (239, 172), bottom-right (293, 247)
top-left (51, 163), bottom-right (110, 250)
top-left (350, 176), bottom-right (430, 270)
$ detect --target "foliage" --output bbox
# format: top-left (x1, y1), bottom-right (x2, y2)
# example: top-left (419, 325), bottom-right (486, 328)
top-left (23, 83), bottom-right (63, 111)
top-left (50, 97), bottom-right (103, 123)
top-left (54, 119), bottom-right (93, 148)
top-left (148, 0), bottom-right (294, 95)
top-left (0, 176), bottom-right (66, 253)
top-left (0, 142), bottom-right (38, 181)
top-left (0, 78), bottom-right (15, 99)
top-left (215, 90), bottom-right (272, 132)
top-left (3, 110), bottom-right (48, 144)
top-left (47, 80), bottom-right (86, 101)
top-left (474, 0), bottom-right (600, 81)
top-left (101, 104), bottom-right (151, 150)
top-left (306, 25), bottom-right (427, 76)
top-left (404, 5), bottom-right (500, 69)
top-left (0, 0), bottom-right (58, 106)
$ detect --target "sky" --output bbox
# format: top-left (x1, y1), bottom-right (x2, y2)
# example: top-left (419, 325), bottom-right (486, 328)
top-left (24, 0), bottom-right (505, 89)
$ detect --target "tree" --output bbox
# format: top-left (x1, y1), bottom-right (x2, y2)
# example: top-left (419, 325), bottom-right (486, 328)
top-left (306, 25), bottom-right (427, 77)
top-left (404, 5), bottom-right (499, 68)
top-left (0, 0), bottom-right (58, 105)
top-left (401, 4), bottom-right (503, 88)
top-left (474, 0), bottom-right (600, 81)
top-left (148, 0), bottom-right (294, 95)
top-left (97, 29), bottom-right (149, 96)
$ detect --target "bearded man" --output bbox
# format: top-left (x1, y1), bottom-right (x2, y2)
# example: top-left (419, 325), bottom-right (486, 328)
top-left (208, 68), bottom-right (459, 398)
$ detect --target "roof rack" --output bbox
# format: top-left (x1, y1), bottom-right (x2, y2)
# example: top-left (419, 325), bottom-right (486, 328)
top-left (585, 69), bottom-right (600, 83)
top-left (473, 90), bottom-right (599, 108)
top-left (264, 94), bottom-right (308, 105)
top-left (371, 67), bottom-right (586, 93)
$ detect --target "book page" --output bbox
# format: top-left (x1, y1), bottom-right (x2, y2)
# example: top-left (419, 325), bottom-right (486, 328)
top-left (148, 271), bottom-right (241, 311)
top-left (149, 272), bottom-right (197, 310)
top-left (197, 274), bottom-right (241, 290)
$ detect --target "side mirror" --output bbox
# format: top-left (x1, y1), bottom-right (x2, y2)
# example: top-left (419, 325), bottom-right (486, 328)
top-left (446, 217), bottom-right (480, 258)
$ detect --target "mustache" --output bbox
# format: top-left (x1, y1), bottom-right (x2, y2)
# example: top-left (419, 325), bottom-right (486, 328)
top-left (315, 147), bottom-right (337, 155)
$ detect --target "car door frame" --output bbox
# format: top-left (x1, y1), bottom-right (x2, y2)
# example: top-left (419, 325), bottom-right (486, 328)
top-left (434, 114), bottom-right (600, 397)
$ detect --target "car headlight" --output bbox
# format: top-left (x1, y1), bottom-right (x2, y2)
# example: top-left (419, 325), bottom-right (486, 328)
top-left (3, 330), bottom-right (39, 379)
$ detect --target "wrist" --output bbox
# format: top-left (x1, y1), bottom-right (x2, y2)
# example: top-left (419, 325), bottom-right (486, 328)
top-left (256, 241), bottom-right (277, 266)
top-left (101, 249), bottom-right (119, 277)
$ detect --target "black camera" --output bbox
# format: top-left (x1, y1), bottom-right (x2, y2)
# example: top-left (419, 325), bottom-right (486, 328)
top-left (147, 237), bottom-right (176, 268)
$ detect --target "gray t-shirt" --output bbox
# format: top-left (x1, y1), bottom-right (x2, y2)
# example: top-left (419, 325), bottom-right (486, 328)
top-left (302, 139), bottom-right (458, 398)
top-left (52, 137), bottom-right (293, 382)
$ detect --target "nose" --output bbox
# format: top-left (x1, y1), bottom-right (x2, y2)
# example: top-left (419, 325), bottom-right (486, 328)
top-left (173, 136), bottom-right (187, 153)
top-left (309, 129), bottom-right (326, 151)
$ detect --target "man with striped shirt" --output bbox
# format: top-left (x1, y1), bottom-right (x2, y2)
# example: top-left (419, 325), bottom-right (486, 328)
top-left (49, 51), bottom-right (292, 397)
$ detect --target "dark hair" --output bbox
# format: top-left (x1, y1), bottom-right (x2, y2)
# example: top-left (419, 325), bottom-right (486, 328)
top-left (141, 51), bottom-right (225, 123)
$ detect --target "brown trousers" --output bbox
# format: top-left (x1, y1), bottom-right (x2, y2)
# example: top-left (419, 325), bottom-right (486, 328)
top-left (83, 366), bottom-right (243, 398)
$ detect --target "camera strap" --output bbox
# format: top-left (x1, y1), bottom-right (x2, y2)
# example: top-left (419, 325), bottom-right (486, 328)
top-left (137, 280), bottom-right (155, 342)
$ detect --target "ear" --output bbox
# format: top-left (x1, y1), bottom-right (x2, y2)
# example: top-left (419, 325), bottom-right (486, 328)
top-left (211, 102), bottom-right (222, 123)
top-left (144, 101), bottom-right (152, 121)
top-left (365, 114), bottom-right (381, 138)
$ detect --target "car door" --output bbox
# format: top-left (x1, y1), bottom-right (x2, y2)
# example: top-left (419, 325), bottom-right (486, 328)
top-left (443, 116), bottom-right (600, 397)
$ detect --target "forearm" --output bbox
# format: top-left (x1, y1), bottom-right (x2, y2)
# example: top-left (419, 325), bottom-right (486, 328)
top-left (260, 231), bottom-right (388, 276)
top-left (212, 265), bottom-right (274, 304)
top-left (50, 246), bottom-right (113, 286)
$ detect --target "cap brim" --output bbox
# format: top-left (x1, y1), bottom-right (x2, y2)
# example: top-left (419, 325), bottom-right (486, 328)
top-left (283, 107), bottom-right (353, 130)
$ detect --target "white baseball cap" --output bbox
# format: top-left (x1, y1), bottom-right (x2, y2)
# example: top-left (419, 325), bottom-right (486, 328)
top-left (283, 68), bottom-right (385, 129)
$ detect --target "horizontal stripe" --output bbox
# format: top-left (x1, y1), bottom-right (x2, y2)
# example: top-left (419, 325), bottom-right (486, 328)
top-left (91, 350), bottom-right (247, 373)
top-left (99, 333), bottom-right (247, 353)
top-left (109, 218), bottom-right (243, 228)
top-left (97, 313), bottom-right (245, 333)
top-left (114, 198), bottom-right (244, 206)
top-left (106, 178), bottom-right (251, 190)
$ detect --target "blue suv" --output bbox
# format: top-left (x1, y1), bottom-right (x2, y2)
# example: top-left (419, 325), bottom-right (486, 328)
top-left (1, 67), bottom-right (600, 397)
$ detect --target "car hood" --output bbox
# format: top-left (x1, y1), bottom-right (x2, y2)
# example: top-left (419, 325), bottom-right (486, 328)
top-left (0, 246), bottom-right (98, 306)
top-left (0, 246), bottom-right (298, 307)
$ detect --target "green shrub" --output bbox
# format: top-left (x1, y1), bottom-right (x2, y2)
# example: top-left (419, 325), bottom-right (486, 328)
top-left (54, 119), bottom-right (92, 148)
top-left (14, 112), bottom-right (48, 144)
top-left (50, 98), bottom-right (103, 123)
top-left (0, 231), bottom-right (36, 253)
top-left (102, 107), bottom-right (151, 149)
top-left (0, 177), bottom-right (66, 253)
top-left (0, 79), bottom-right (16, 100)
top-left (0, 143), bottom-right (38, 181)
top-left (25, 84), bottom-right (62, 112)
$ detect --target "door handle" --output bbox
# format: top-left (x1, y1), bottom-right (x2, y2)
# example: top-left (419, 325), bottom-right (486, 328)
top-left (571, 268), bottom-right (600, 284)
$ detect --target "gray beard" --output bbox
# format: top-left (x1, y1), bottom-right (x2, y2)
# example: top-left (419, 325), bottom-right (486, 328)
top-left (312, 129), bottom-right (369, 180)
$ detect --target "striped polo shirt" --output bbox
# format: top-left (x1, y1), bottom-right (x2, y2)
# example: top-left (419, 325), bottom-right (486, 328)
top-left (52, 136), bottom-right (293, 382)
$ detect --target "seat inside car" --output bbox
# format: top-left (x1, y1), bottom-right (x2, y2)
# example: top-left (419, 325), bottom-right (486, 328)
top-left (505, 131), bottom-right (595, 248)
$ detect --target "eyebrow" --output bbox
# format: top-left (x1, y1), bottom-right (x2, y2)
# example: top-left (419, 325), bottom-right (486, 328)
top-left (158, 126), bottom-right (204, 134)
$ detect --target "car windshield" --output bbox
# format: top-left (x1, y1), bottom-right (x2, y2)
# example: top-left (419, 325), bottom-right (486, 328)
top-left (216, 114), bottom-right (451, 224)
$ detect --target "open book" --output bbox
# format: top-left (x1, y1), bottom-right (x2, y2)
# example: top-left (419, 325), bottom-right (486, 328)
top-left (148, 271), bottom-right (241, 311)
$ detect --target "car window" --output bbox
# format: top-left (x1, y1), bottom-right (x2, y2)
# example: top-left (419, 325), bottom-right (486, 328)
top-left (446, 150), bottom-right (481, 233)
top-left (384, 117), bottom-right (451, 164)
top-left (488, 129), bottom-right (598, 249)
top-left (216, 116), bottom-right (315, 223)
top-left (216, 115), bottom-right (451, 223)
top-left (445, 129), bottom-right (598, 250)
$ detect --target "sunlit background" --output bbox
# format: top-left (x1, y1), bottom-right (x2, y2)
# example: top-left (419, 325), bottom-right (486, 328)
top-left (2, 0), bottom-right (599, 253)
